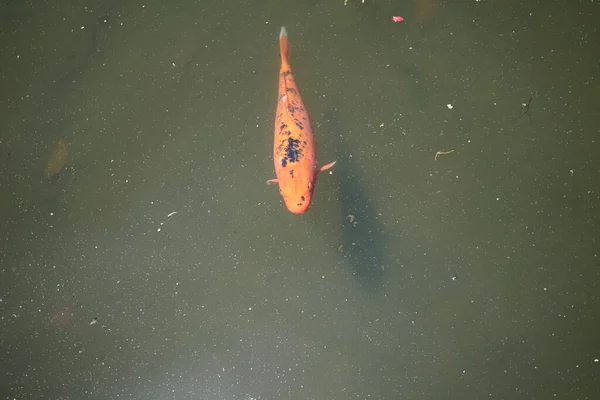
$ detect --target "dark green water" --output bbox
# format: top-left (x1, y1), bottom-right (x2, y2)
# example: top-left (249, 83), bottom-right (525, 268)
top-left (1, 0), bottom-right (598, 398)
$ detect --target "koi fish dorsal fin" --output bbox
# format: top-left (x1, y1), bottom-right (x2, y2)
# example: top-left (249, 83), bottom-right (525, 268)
top-left (279, 26), bottom-right (289, 62)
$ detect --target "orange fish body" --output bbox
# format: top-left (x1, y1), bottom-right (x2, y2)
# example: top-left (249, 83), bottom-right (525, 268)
top-left (269, 26), bottom-right (336, 214)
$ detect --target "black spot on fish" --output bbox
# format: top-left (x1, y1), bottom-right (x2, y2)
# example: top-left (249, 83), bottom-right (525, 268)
top-left (279, 137), bottom-right (303, 167)
top-left (280, 123), bottom-right (287, 131)
top-left (288, 104), bottom-right (302, 114)
top-left (281, 70), bottom-right (292, 77)
top-left (294, 120), bottom-right (304, 130)
top-left (301, 196), bottom-right (306, 201)
top-left (286, 88), bottom-right (297, 94)
top-left (287, 138), bottom-right (302, 162)
top-left (289, 169), bottom-right (294, 178)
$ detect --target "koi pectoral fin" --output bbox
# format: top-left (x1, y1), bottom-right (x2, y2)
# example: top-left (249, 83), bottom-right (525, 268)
top-left (319, 161), bottom-right (337, 173)
top-left (267, 179), bottom-right (278, 184)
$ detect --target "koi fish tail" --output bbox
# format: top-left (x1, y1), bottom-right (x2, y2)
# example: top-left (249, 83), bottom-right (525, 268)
top-left (279, 26), bottom-right (289, 63)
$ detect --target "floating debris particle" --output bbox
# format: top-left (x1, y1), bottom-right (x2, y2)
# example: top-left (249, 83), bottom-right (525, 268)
top-left (346, 214), bottom-right (358, 226)
top-left (434, 149), bottom-right (454, 161)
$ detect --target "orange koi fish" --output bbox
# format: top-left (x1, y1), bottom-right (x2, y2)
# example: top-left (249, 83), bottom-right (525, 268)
top-left (268, 26), bottom-right (336, 214)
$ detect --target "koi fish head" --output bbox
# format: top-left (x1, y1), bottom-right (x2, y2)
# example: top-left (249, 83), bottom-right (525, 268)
top-left (278, 173), bottom-right (317, 214)
top-left (269, 161), bottom-right (337, 214)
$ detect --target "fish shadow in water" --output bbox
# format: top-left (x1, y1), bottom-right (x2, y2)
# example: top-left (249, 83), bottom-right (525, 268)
top-left (325, 110), bottom-right (386, 290)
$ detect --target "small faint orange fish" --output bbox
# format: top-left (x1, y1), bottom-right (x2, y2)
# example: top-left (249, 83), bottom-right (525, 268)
top-left (45, 138), bottom-right (68, 179)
